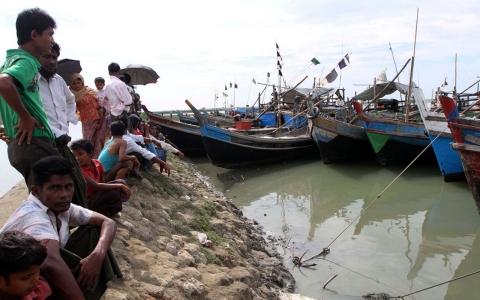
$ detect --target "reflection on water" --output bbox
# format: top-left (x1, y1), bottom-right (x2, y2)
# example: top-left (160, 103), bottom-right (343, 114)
top-left (191, 156), bottom-right (480, 299)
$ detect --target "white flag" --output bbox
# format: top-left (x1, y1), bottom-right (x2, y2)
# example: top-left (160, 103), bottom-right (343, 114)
top-left (377, 68), bottom-right (388, 82)
top-left (222, 92), bottom-right (228, 97)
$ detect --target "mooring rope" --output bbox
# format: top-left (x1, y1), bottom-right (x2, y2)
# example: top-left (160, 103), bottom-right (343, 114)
top-left (391, 269), bottom-right (480, 299)
top-left (306, 125), bottom-right (449, 260)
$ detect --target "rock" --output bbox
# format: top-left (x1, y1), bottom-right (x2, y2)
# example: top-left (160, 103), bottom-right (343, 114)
top-left (181, 278), bottom-right (206, 297)
top-left (165, 242), bottom-right (177, 256)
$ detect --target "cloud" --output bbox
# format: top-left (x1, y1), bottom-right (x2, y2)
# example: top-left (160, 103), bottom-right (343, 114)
top-left (1, 0), bottom-right (479, 111)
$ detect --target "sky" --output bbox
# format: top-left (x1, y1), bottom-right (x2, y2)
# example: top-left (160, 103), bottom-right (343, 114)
top-left (0, 0), bottom-right (479, 112)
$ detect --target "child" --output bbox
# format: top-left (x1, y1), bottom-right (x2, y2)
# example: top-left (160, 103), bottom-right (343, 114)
top-left (70, 124), bottom-right (137, 216)
top-left (0, 231), bottom-right (51, 300)
top-left (94, 77), bottom-right (110, 135)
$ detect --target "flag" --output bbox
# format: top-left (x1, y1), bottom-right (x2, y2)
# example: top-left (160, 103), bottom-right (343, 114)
top-left (441, 77), bottom-right (448, 89)
top-left (277, 43), bottom-right (283, 77)
top-left (223, 92), bottom-right (228, 97)
top-left (234, 83), bottom-right (238, 88)
top-left (325, 69), bottom-right (338, 83)
top-left (338, 58), bottom-right (347, 69)
top-left (252, 78), bottom-right (256, 84)
top-left (225, 85), bottom-right (227, 91)
top-left (321, 77), bottom-right (328, 86)
top-left (267, 72), bottom-right (270, 77)
top-left (344, 54), bottom-right (350, 64)
top-left (377, 68), bottom-right (387, 82)
top-left (230, 83), bottom-right (232, 88)
top-left (311, 57), bottom-right (320, 65)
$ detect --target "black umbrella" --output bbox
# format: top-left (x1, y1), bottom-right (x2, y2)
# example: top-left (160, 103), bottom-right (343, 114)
top-left (120, 64), bottom-right (160, 86)
top-left (57, 59), bottom-right (82, 84)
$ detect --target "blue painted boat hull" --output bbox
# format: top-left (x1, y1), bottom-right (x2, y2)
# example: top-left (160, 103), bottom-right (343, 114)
top-left (311, 116), bottom-right (374, 164)
top-left (428, 134), bottom-right (465, 182)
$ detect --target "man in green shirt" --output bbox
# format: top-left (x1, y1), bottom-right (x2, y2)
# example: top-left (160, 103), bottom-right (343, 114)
top-left (0, 9), bottom-right (85, 207)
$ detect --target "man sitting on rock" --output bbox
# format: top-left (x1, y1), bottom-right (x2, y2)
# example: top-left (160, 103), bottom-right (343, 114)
top-left (0, 156), bottom-right (121, 300)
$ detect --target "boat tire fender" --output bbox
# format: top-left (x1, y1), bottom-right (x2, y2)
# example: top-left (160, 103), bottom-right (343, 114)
top-left (307, 107), bottom-right (320, 119)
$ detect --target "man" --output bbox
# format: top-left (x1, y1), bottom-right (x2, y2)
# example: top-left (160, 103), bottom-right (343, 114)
top-left (0, 156), bottom-right (121, 300)
top-left (38, 42), bottom-right (88, 208)
top-left (117, 115), bottom-right (171, 177)
top-left (0, 8), bottom-right (60, 190)
top-left (105, 62), bottom-right (132, 124)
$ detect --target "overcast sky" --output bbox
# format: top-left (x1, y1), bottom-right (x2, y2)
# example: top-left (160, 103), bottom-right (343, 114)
top-left (1, 0), bottom-right (479, 112)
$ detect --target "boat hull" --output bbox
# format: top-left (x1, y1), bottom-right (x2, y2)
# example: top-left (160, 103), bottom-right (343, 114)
top-left (451, 143), bottom-right (480, 214)
top-left (416, 90), bottom-right (465, 181)
top-left (200, 125), bottom-right (317, 168)
top-left (144, 110), bottom-right (206, 156)
top-left (310, 115), bottom-right (374, 164)
top-left (428, 133), bottom-right (465, 181)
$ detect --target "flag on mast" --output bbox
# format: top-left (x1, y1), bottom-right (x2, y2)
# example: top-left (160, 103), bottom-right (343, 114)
top-left (441, 77), bottom-right (448, 90)
top-left (377, 68), bottom-right (388, 82)
top-left (277, 43), bottom-right (283, 77)
top-left (311, 57), bottom-right (320, 65)
top-left (234, 83), bottom-right (238, 88)
top-left (252, 78), bottom-right (256, 84)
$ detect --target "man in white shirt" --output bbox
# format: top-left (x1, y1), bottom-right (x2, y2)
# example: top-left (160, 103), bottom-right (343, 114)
top-left (105, 62), bottom-right (132, 124)
top-left (37, 43), bottom-right (88, 208)
top-left (0, 156), bottom-right (120, 299)
top-left (116, 115), bottom-right (171, 176)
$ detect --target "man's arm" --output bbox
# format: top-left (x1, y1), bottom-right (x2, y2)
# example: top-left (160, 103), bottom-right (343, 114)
top-left (0, 74), bottom-right (44, 144)
top-left (75, 212), bottom-right (116, 290)
top-left (64, 81), bottom-right (78, 125)
top-left (41, 239), bottom-right (84, 299)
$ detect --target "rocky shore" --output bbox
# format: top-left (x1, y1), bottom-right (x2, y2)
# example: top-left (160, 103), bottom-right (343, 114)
top-left (0, 155), bottom-right (296, 300)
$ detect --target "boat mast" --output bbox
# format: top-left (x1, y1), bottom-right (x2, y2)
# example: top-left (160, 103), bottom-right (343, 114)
top-left (406, 8), bottom-right (419, 122)
top-left (454, 54), bottom-right (457, 100)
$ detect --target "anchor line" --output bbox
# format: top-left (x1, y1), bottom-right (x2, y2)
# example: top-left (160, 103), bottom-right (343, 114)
top-left (305, 125), bottom-right (449, 261)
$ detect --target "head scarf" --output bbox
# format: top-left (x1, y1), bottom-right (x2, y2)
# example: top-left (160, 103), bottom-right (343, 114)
top-left (69, 73), bottom-right (98, 102)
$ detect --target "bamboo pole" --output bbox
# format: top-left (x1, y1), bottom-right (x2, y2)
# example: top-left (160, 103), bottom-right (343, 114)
top-left (406, 8), bottom-right (419, 122)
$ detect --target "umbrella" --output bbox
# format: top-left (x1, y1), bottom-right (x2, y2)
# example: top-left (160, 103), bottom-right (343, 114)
top-left (120, 64), bottom-right (160, 86)
top-left (56, 59), bottom-right (82, 84)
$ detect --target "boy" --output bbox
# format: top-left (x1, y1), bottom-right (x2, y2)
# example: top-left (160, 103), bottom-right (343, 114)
top-left (98, 120), bottom-right (140, 178)
top-left (94, 77), bottom-right (110, 135)
top-left (0, 230), bottom-right (51, 300)
top-left (70, 136), bottom-right (134, 216)
top-left (0, 8), bottom-right (59, 190)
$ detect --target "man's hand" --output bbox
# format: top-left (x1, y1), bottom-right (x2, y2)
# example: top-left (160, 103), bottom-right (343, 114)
top-left (73, 251), bottom-right (104, 291)
top-left (178, 151), bottom-right (185, 160)
top-left (14, 114), bottom-right (44, 145)
top-left (162, 163), bottom-right (171, 176)
top-left (119, 184), bottom-right (132, 198)
top-left (0, 125), bottom-right (10, 144)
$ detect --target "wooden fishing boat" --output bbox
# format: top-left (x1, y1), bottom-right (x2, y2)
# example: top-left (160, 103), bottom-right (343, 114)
top-left (438, 95), bottom-right (480, 214)
top-left (185, 100), bottom-right (318, 168)
top-left (309, 89), bottom-right (374, 164)
top-left (142, 105), bottom-right (206, 156)
top-left (416, 94), bottom-right (466, 182)
top-left (352, 83), bottom-right (436, 165)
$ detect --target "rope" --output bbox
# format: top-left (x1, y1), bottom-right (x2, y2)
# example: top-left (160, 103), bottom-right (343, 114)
top-left (393, 269), bottom-right (480, 299)
top-left (311, 124), bottom-right (449, 257)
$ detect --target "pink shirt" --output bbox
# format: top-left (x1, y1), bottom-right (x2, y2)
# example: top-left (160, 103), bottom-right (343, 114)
top-left (21, 276), bottom-right (51, 300)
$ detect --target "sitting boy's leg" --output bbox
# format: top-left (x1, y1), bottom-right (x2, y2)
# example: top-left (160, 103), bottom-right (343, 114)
top-left (87, 187), bottom-right (126, 216)
top-left (105, 160), bottom-right (131, 182)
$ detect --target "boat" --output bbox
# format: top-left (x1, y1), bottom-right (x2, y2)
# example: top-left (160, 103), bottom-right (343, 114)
top-left (185, 100), bottom-right (318, 168)
top-left (352, 82), bottom-right (436, 165)
top-left (142, 105), bottom-right (206, 156)
top-left (309, 88), bottom-right (374, 164)
top-left (416, 93), bottom-right (466, 182)
top-left (438, 95), bottom-right (480, 214)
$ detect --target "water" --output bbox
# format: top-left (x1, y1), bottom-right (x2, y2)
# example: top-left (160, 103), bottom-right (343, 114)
top-left (190, 156), bottom-right (480, 299)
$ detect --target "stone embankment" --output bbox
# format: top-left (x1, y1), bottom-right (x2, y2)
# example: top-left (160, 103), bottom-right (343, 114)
top-left (104, 156), bottom-right (295, 299)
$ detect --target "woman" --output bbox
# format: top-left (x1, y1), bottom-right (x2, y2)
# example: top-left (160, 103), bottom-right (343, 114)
top-left (69, 73), bottom-right (106, 158)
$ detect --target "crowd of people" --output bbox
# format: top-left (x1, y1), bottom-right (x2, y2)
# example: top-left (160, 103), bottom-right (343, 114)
top-left (0, 7), bottom-right (183, 300)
